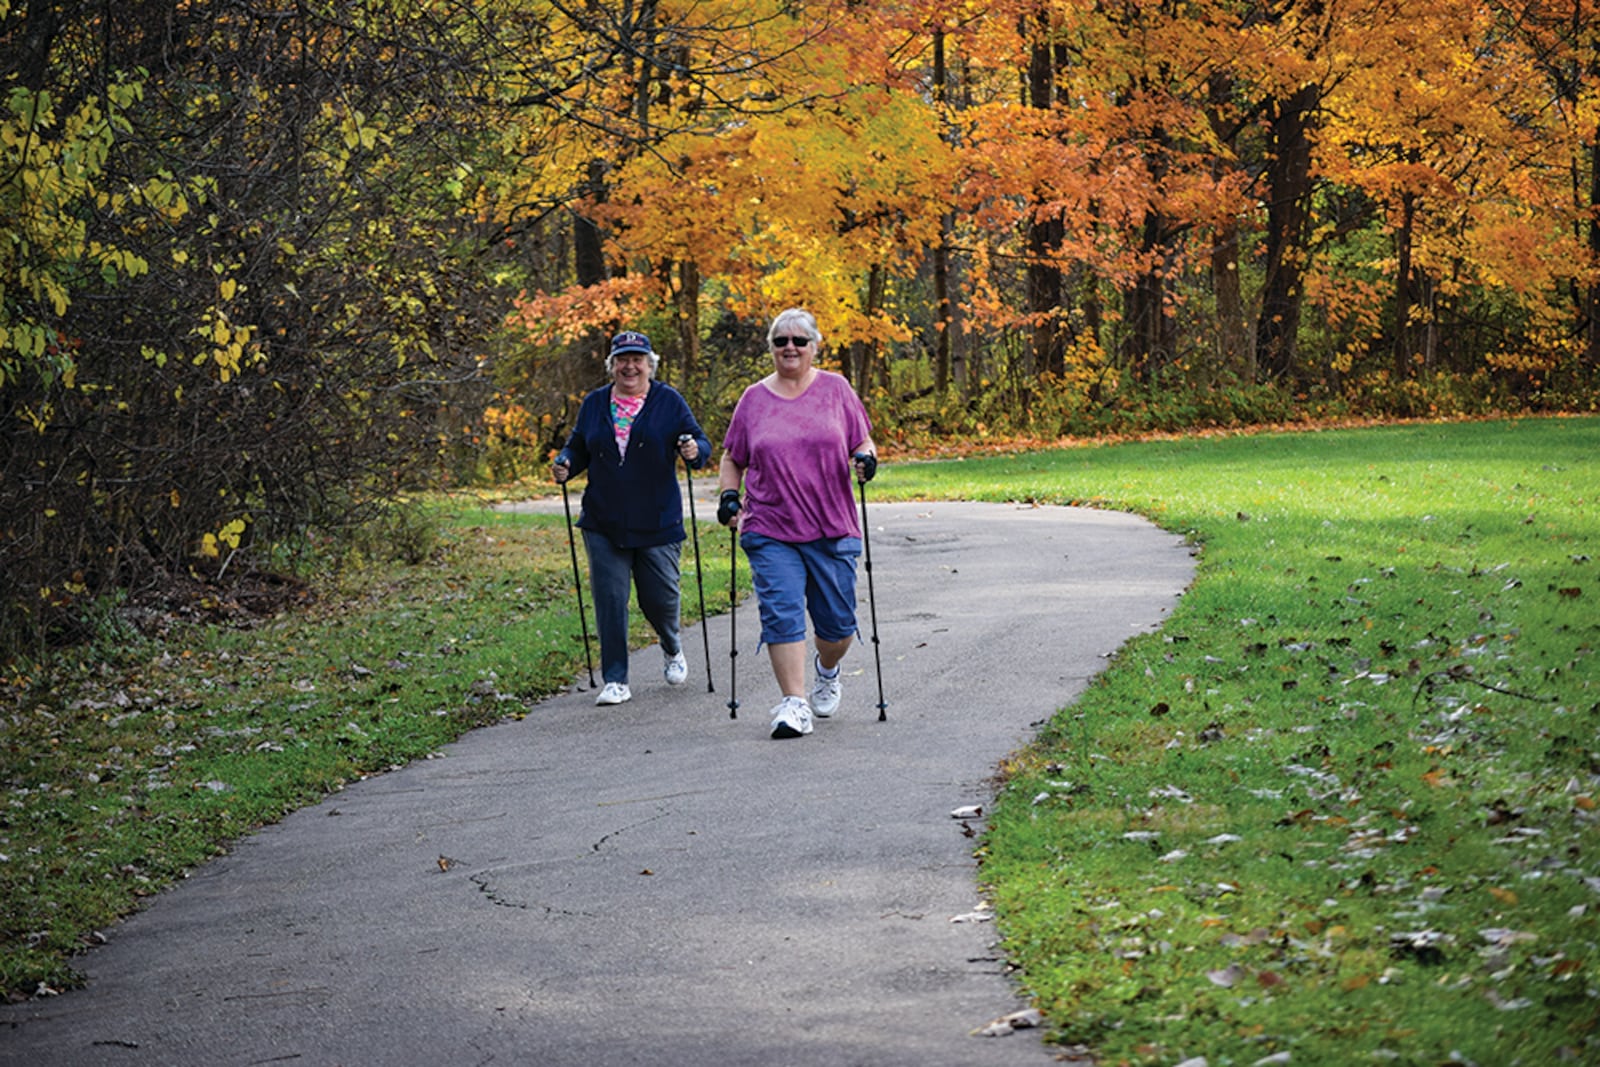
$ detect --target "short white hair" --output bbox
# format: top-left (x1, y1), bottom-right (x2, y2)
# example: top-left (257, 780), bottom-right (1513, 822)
top-left (768, 307), bottom-right (820, 347)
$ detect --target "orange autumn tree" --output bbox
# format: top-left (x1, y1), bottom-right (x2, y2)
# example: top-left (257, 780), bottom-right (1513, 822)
top-left (487, 0), bottom-right (826, 442)
top-left (601, 5), bottom-right (959, 388)
top-left (493, 0), bottom-right (1598, 450)
top-left (910, 0), bottom-right (1255, 406)
top-left (1455, 0), bottom-right (1600, 383)
top-left (502, 3), bottom-right (958, 377)
top-left (1274, 0), bottom-right (1583, 390)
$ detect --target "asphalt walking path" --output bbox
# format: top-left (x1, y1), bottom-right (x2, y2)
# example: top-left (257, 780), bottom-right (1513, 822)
top-left (0, 500), bottom-right (1193, 1067)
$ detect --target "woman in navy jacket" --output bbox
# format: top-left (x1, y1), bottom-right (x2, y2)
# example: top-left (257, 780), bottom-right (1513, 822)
top-left (552, 331), bottom-right (712, 706)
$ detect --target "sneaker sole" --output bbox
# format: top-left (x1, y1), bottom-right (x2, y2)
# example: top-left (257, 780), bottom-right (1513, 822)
top-left (770, 722), bottom-right (811, 739)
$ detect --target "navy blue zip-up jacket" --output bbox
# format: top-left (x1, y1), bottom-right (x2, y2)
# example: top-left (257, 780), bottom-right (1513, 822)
top-left (556, 383), bottom-right (712, 549)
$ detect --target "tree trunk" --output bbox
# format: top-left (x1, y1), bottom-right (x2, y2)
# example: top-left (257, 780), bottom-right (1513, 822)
top-left (1029, 216), bottom-right (1065, 376)
top-left (1026, 6), bottom-right (1064, 377)
top-left (1392, 190), bottom-right (1416, 380)
top-left (1587, 119), bottom-right (1600, 369)
top-left (1122, 190), bottom-right (1177, 383)
top-left (673, 258), bottom-right (700, 383)
top-left (932, 29), bottom-right (953, 395)
top-left (1205, 71), bottom-right (1251, 382)
top-left (846, 264), bottom-right (887, 394)
top-left (574, 159), bottom-right (608, 288)
top-left (871, 264), bottom-right (889, 394)
top-left (934, 218), bottom-right (954, 394)
top-left (1256, 83), bottom-right (1319, 382)
top-left (1212, 218), bottom-right (1251, 381)
top-left (10, 0), bottom-right (63, 92)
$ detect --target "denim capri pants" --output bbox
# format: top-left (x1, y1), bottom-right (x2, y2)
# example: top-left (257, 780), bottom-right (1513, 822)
top-left (739, 532), bottom-right (862, 647)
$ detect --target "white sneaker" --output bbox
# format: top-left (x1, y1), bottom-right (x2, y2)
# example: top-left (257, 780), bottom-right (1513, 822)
top-left (810, 655), bottom-right (841, 717)
top-left (663, 650), bottom-right (688, 686)
top-left (769, 696), bottom-right (814, 739)
top-left (595, 682), bottom-right (631, 706)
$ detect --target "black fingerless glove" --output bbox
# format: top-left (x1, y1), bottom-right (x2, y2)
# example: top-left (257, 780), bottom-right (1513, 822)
top-left (717, 489), bottom-right (741, 526)
top-left (853, 452), bottom-right (877, 483)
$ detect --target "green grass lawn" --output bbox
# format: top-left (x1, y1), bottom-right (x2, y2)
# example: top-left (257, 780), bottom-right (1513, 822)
top-left (869, 416), bottom-right (1599, 1065)
top-left (3, 416), bottom-right (1596, 1066)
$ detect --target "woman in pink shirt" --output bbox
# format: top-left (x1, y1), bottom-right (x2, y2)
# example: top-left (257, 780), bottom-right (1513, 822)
top-left (716, 308), bottom-right (878, 739)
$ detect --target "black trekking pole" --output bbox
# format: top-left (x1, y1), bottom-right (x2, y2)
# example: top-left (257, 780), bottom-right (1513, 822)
top-left (678, 436), bottom-right (714, 693)
top-left (560, 479), bottom-right (597, 689)
top-left (855, 457), bottom-right (887, 721)
top-left (726, 525), bottom-right (739, 719)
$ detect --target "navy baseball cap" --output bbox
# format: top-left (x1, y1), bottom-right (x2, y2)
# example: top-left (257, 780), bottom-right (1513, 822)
top-left (609, 331), bottom-right (653, 356)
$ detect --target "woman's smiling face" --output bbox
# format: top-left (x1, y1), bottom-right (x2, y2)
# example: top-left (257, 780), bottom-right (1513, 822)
top-left (611, 351), bottom-right (653, 395)
top-left (770, 333), bottom-right (814, 379)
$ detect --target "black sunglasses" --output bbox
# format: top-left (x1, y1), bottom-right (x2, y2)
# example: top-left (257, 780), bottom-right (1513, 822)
top-left (771, 335), bottom-right (811, 349)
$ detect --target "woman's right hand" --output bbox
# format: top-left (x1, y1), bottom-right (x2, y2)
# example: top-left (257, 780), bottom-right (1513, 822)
top-left (552, 460), bottom-right (570, 484)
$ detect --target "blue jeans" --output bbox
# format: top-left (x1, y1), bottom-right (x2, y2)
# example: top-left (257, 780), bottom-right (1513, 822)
top-left (582, 531), bottom-right (683, 685)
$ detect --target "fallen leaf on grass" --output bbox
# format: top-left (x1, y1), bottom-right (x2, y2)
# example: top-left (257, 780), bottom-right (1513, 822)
top-left (1219, 928), bottom-right (1273, 948)
top-left (1207, 963), bottom-right (1247, 987)
top-left (1479, 927), bottom-right (1537, 946)
top-left (1485, 990), bottom-right (1534, 1010)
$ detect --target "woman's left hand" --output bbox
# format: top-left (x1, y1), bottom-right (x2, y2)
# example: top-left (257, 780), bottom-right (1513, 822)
top-left (676, 434), bottom-right (699, 462)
